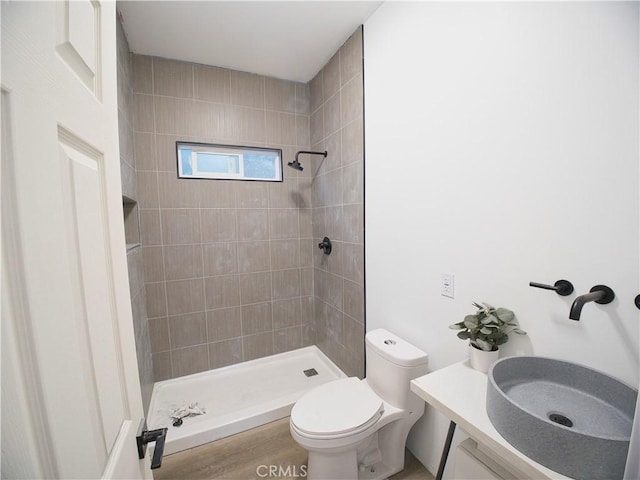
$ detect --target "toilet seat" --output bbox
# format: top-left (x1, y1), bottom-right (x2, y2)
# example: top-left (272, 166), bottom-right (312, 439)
top-left (290, 377), bottom-right (384, 439)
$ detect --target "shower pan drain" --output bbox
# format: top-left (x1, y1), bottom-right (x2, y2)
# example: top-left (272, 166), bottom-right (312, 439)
top-left (303, 368), bottom-right (318, 377)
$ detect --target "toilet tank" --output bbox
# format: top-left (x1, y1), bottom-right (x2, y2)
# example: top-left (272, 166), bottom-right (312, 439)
top-left (365, 329), bottom-right (428, 409)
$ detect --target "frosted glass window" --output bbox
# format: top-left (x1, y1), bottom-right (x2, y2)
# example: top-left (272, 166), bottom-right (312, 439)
top-left (177, 142), bottom-right (282, 182)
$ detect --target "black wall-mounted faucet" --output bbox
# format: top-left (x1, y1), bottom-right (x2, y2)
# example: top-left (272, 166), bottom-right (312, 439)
top-left (569, 285), bottom-right (615, 320)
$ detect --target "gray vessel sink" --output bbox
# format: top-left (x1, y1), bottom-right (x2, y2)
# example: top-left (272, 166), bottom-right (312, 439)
top-left (486, 356), bottom-right (637, 480)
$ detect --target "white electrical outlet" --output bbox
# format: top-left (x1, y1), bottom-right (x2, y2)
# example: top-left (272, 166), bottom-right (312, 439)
top-left (441, 273), bottom-right (454, 298)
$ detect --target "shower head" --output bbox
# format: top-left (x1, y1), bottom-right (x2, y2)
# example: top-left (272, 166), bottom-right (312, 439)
top-left (289, 150), bottom-right (328, 172)
top-left (287, 160), bottom-right (304, 171)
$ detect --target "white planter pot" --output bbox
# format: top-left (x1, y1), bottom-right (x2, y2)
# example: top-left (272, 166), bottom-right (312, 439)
top-left (468, 344), bottom-right (499, 373)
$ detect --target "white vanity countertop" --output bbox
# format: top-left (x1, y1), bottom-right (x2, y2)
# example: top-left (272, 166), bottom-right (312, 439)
top-left (410, 361), bottom-right (569, 480)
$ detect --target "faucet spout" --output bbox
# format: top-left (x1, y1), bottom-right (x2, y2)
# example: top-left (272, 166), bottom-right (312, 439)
top-left (569, 285), bottom-right (615, 320)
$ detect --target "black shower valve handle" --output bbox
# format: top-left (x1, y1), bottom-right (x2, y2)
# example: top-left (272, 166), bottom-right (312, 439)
top-left (318, 237), bottom-right (332, 255)
top-left (529, 280), bottom-right (574, 296)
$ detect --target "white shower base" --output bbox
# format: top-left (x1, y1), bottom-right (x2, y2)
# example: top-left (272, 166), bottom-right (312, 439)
top-left (147, 346), bottom-right (346, 455)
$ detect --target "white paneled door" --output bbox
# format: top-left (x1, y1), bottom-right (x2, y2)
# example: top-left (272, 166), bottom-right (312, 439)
top-left (2, 2), bottom-right (150, 478)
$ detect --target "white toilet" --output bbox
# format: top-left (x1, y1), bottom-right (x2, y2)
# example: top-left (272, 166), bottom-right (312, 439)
top-left (290, 329), bottom-right (428, 480)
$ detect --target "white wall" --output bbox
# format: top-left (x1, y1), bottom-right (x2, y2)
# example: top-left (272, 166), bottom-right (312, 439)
top-left (364, 2), bottom-right (639, 474)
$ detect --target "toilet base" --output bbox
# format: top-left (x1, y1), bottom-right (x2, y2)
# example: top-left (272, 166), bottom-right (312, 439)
top-left (301, 418), bottom-right (417, 480)
top-left (307, 450), bottom-right (358, 480)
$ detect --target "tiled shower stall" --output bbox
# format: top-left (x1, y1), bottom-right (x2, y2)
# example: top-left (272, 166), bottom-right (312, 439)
top-left (117, 24), bottom-right (365, 408)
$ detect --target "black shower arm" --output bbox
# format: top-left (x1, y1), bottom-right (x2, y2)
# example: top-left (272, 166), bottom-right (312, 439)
top-left (295, 150), bottom-right (328, 162)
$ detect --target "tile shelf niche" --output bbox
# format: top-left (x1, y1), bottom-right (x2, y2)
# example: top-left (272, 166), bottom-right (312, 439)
top-left (123, 196), bottom-right (141, 251)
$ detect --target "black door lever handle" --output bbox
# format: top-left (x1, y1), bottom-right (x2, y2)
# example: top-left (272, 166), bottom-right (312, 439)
top-left (136, 420), bottom-right (168, 469)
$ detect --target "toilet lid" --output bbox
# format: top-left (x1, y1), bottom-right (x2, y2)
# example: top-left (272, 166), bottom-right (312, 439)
top-left (291, 377), bottom-right (384, 437)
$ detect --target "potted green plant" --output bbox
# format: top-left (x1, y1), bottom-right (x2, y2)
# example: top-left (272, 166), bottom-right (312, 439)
top-left (449, 302), bottom-right (526, 372)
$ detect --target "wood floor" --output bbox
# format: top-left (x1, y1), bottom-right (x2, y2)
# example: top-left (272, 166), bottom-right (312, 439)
top-left (154, 418), bottom-right (434, 480)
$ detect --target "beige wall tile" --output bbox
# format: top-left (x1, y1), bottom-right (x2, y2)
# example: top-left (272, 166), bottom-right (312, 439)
top-left (323, 93), bottom-right (341, 138)
top-left (158, 172), bottom-right (200, 208)
top-left (272, 269), bottom-right (300, 300)
top-left (172, 344), bottom-right (209, 377)
top-left (341, 204), bottom-right (363, 244)
top-left (136, 171), bottom-right (159, 208)
top-left (166, 278), bottom-right (205, 316)
top-left (323, 130), bottom-right (342, 173)
top-left (145, 282), bottom-right (167, 318)
top-left (156, 134), bottom-right (183, 173)
top-left (314, 269), bottom-right (343, 310)
top-left (143, 246), bottom-right (165, 283)
top-left (206, 307), bottom-right (241, 342)
top-left (299, 208), bottom-right (312, 238)
top-left (324, 206), bottom-right (343, 241)
top-left (203, 242), bottom-right (237, 276)
top-left (302, 321), bottom-right (315, 347)
top-left (135, 94), bottom-right (155, 132)
top-left (153, 58), bottom-right (193, 99)
top-left (193, 101), bottom-right (226, 140)
top-left (268, 180), bottom-right (295, 210)
top-left (274, 326), bottom-right (302, 354)
top-left (242, 302), bottom-right (272, 335)
top-left (161, 209), bottom-right (201, 245)
top-left (127, 247), bottom-right (145, 297)
top-left (341, 243), bottom-right (364, 284)
top-left (237, 241), bottom-right (270, 273)
top-left (163, 245), bottom-right (204, 281)
top-left (273, 298), bottom-right (301, 330)
top-left (245, 108), bottom-right (266, 144)
top-left (295, 115), bottom-right (310, 148)
top-left (322, 52), bottom-right (341, 102)
top-left (341, 116), bottom-right (363, 166)
top-left (295, 83), bottom-right (310, 115)
top-left (300, 267), bottom-right (313, 297)
top-left (237, 181), bottom-right (269, 208)
top-left (200, 209), bottom-right (237, 244)
top-left (134, 132), bottom-right (156, 171)
top-left (155, 96), bottom-right (195, 135)
top-left (237, 209), bottom-right (269, 241)
top-left (152, 351), bottom-right (172, 381)
top-left (301, 295), bottom-right (314, 325)
top-left (309, 72), bottom-right (323, 114)
top-left (265, 78), bottom-right (296, 113)
top-left (269, 209), bottom-right (299, 240)
top-left (340, 27), bottom-right (363, 86)
top-left (149, 317), bottom-right (170, 353)
top-left (230, 71), bottom-right (265, 109)
top-left (194, 64), bottom-right (230, 104)
top-left (340, 74), bottom-right (363, 127)
top-left (140, 209), bottom-right (162, 246)
top-left (325, 169), bottom-right (344, 207)
top-left (169, 312), bottom-right (206, 349)
top-left (204, 275), bottom-right (241, 310)
top-left (199, 179), bottom-right (237, 208)
top-left (270, 239), bottom-right (299, 270)
top-left (342, 161), bottom-right (363, 205)
top-left (123, 203), bottom-right (140, 245)
top-left (343, 313), bottom-right (364, 360)
top-left (243, 332), bottom-right (274, 361)
top-left (310, 107), bottom-right (324, 146)
top-left (133, 55), bottom-right (153, 94)
top-left (120, 160), bottom-right (136, 201)
top-left (265, 111), bottom-right (282, 145)
top-left (239, 272), bottom-right (272, 304)
top-left (343, 279), bottom-right (364, 323)
top-left (209, 338), bottom-right (242, 368)
top-left (266, 112), bottom-right (296, 146)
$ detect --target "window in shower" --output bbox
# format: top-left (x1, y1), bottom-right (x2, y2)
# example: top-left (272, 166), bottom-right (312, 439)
top-left (176, 142), bottom-right (283, 182)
